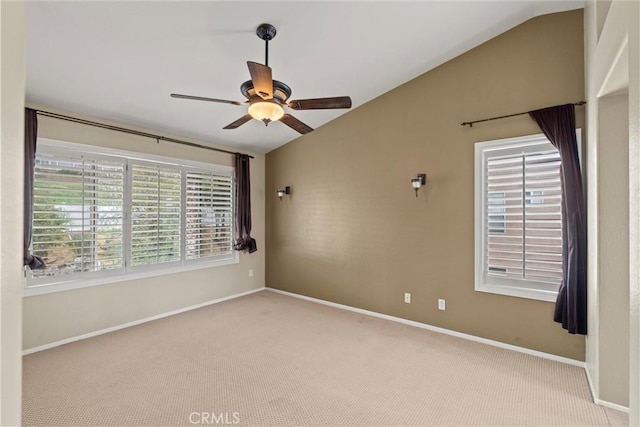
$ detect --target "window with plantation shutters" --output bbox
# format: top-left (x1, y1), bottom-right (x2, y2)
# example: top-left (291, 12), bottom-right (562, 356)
top-left (186, 170), bottom-right (234, 260)
top-left (26, 139), bottom-right (237, 294)
top-left (475, 132), bottom-right (579, 302)
top-left (31, 149), bottom-right (125, 281)
top-left (130, 163), bottom-right (182, 267)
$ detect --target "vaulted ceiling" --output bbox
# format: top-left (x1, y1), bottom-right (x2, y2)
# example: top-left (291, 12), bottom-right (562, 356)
top-left (26, 1), bottom-right (583, 153)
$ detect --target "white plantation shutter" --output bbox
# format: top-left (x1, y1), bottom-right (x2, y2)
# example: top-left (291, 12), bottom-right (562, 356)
top-left (130, 163), bottom-right (182, 266)
top-left (475, 132), bottom-right (576, 302)
top-left (185, 170), bottom-right (234, 260)
top-left (27, 140), bottom-right (237, 292)
top-left (32, 151), bottom-right (125, 278)
top-left (485, 150), bottom-right (562, 285)
top-left (523, 151), bottom-right (563, 283)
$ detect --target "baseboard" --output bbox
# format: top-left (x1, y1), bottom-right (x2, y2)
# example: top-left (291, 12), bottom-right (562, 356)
top-left (585, 364), bottom-right (631, 413)
top-left (585, 363), bottom-right (598, 404)
top-left (266, 287), bottom-right (585, 368)
top-left (596, 398), bottom-right (630, 413)
top-left (22, 287), bottom-right (265, 355)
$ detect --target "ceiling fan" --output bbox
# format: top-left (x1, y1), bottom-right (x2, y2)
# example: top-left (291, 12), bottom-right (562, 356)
top-left (171, 23), bottom-right (352, 135)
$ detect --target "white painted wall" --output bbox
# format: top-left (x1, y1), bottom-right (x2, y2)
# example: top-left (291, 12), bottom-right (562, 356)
top-left (598, 93), bottom-right (629, 407)
top-left (584, 0), bottom-right (640, 419)
top-left (22, 107), bottom-right (266, 350)
top-left (584, 1), bottom-right (600, 399)
top-left (627, 2), bottom-right (640, 425)
top-left (0, 1), bottom-right (25, 424)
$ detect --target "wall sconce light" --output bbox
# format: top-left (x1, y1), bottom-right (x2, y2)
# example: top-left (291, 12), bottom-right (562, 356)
top-left (276, 186), bottom-right (291, 201)
top-left (411, 174), bottom-right (427, 197)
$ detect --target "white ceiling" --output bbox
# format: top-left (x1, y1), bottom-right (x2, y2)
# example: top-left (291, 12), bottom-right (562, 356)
top-left (26, 1), bottom-right (583, 154)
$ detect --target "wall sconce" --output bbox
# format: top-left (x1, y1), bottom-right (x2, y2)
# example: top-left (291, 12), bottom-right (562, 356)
top-left (276, 186), bottom-right (291, 201)
top-left (411, 174), bottom-right (426, 197)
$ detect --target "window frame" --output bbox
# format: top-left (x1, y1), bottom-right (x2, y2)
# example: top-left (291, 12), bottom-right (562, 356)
top-left (25, 138), bottom-right (238, 296)
top-left (474, 130), bottom-right (581, 302)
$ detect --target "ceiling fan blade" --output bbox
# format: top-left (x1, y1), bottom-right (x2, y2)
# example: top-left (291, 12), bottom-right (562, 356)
top-left (171, 93), bottom-right (242, 106)
top-left (288, 96), bottom-right (352, 110)
top-left (223, 114), bottom-right (253, 130)
top-left (280, 114), bottom-right (313, 134)
top-left (247, 61), bottom-right (273, 100)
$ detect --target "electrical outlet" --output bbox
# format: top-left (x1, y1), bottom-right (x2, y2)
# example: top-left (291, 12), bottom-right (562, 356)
top-left (404, 293), bottom-right (411, 303)
top-left (438, 299), bottom-right (446, 310)
top-left (249, 269), bottom-right (254, 277)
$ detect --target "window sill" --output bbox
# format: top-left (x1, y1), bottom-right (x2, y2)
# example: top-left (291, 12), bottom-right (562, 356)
top-left (23, 253), bottom-right (240, 297)
top-left (475, 283), bottom-right (558, 303)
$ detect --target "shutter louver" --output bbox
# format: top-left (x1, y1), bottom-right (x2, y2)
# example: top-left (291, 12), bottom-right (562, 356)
top-left (186, 171), bottom-right (233, 260)
top-left (485, 149), bottom-right (562, 285)
top-left (32, 152), bottom-right (125, 278)
top-left (130, 164), bottom-right (182, 266)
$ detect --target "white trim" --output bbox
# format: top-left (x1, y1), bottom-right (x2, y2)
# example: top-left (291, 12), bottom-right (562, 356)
top-left (585, 364), bottom-right (631, 413)
top-left (266, 287), bottom-right (585, 367)
top-left (22, 287), bottom-right (264, 355)
top-left (596, 399), bottom-right (630, 414)
top-left (586, 363), bottom-right (598, 403)
top-left (23, 253), bottom-right (239, 297)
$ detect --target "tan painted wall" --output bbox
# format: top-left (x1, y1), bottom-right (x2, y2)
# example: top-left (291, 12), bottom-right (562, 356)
top-left (23, 107), bottom-right (265, 350)
top-left (266, 10), bottom-right (586, 360)
top-left (0, 1), bottom-right (25, 423)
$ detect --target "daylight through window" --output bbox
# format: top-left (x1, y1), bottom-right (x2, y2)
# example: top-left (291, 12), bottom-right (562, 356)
top-left (474, 132), bottom-right (578, 302)
top-left (27, 140), bottom-right (236, 292)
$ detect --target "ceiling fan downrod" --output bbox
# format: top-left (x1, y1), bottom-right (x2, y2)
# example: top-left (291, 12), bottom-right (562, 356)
top-left (256, 23), bottom-right (276, 67)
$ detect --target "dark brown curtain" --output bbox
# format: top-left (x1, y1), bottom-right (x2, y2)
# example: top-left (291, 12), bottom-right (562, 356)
top-left (529, 104), bottom-right (586, 334)
top-left (234, 153), bottom-right (257, 253)
top-left (24, 108), bottom-right (46, 269)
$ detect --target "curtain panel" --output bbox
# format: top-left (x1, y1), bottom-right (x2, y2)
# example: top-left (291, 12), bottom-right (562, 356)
top-left (529, 104), bottom-right (587, 334)
top-left (24, 108), bottom-right (46, 269)
top-left (234, 153), bottom-right (257, 253)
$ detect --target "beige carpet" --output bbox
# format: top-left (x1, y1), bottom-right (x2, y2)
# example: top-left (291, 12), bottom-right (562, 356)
top-left (23, 290), bottom-right (621, 426)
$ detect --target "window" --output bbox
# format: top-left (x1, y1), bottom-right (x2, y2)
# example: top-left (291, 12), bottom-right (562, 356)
top-left (474, 132), bottom-right (579, 302)
top-left (129, 162), bottom-right (182, 267)
top-left (27, 139), bottom-right (237, 293)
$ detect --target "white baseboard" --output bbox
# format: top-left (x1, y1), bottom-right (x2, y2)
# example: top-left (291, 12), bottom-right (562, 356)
top-left (585, 364), bottom-right (631, 413)
top-left (22, 287), bottom-right (265, 355)
top-left (266, 287), bottom-right (585, 368)
top-left (596, 398), bottom-right (630, 413)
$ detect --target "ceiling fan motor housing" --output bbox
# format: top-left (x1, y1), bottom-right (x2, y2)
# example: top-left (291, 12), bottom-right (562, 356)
top-left (240, 79), bottom-right (291, 104)
top-left (256, 23), bottom-right (277, 41)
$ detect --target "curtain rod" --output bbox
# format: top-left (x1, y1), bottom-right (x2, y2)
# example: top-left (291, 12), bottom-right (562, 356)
top-left (34, 110), bottom-right (254, 159)
top-left (460, 101), bottom-right (586, 128)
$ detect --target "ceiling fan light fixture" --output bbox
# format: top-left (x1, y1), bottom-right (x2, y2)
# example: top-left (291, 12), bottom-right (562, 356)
top-left (248, 101), bottom-right (284, 125)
